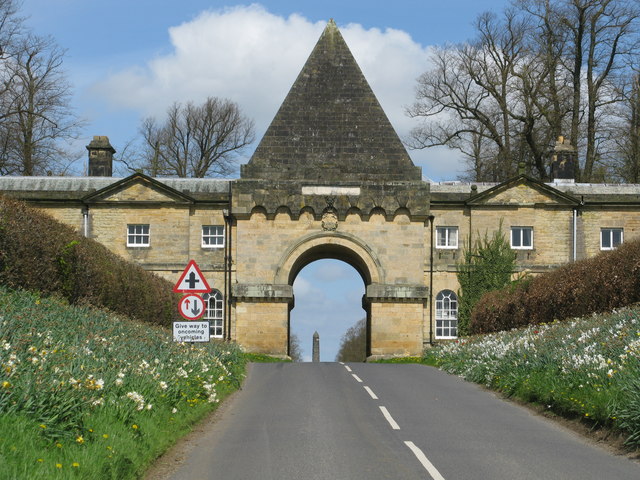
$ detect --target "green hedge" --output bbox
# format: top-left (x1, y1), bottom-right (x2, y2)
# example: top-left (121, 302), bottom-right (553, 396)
top-left (0, 195), bottom-right (180, 327)
top-left (471, 238), bottom-right (640, 333)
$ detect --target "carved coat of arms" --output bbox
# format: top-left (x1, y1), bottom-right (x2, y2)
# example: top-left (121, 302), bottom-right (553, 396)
top-left (321, 210), bottom-right (338, 231)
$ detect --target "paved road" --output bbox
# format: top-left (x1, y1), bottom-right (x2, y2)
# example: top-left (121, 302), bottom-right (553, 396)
top-left (165, 363), bottom-right (640, 480)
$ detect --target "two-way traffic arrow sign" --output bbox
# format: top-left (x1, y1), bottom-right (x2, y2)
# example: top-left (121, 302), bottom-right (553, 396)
top-left (178, 294), bottom-right (206, 320)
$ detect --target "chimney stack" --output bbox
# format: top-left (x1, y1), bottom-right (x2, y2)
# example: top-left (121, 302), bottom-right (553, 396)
top-left (86, 136), bottom-right (115, 177)
top-left (550, 136), bottom-right (577, 183)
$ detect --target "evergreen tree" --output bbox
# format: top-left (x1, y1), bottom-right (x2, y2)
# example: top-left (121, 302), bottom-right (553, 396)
top-left (456, 224), bottom-right (517, 335)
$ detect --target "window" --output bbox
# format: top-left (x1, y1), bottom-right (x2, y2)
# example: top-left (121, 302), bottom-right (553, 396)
top-left (511, 226), bottom-right (533, 249)
top-left (203, 290), bottom-right (224, 338)
top-left (202, 225), bottom-right (224, 248)
top-left (436, 290), bottom-right (458, 339)
top-left (601, 228), bottom-right (623, 250)
top-left (127, 224), bottom-right (149, 247)
top-left (436, 226), bottom-right (458, 249)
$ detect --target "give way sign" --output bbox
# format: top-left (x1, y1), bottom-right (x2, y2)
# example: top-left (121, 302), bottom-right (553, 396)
top-left (173, 260), bottom-right (211, 293)
top-left (178, 294), bottom-right (206, 320)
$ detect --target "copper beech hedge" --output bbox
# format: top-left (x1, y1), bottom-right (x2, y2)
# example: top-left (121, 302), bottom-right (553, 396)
top-left (0, 195), bottom-right (181, 327)
top-left (470, 238), bottom-right (640, 334)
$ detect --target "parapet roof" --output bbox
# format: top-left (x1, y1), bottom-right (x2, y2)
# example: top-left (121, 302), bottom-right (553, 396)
top-left (0, 176), bottom-right (231, 201)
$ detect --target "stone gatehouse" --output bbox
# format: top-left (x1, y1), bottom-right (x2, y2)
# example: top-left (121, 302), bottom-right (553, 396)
top-left (2, 21), bottom-right (640, 358)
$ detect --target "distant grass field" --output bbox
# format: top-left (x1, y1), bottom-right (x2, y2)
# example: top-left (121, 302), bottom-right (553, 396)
top-left (371, 356), bottom-right (425, 364)
top-left (424, 306), bottom-right (640, 449)
top-left (244, 352), bottom-right (292, 363)
top-left (0, 287), bottom-right (246, 479)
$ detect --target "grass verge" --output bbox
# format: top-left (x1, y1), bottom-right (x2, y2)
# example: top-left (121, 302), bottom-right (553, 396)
top-left (370, 356), bottom-right (427, 364)
top-left (0, 286), bottom-right (246, 479)
top-left (424, 306), bottom-right (640, 451)
top-left (243, 353), bottom-right (292, 363)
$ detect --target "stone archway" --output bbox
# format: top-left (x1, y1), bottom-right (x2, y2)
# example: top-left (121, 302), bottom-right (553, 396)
top-left (232, 222), bottom-right (429, 359)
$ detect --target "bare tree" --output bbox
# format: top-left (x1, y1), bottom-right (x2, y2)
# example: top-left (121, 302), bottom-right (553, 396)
top-left (289, 333), bottom-right (302, 362)
top-left (335, 318), bottom-right (366, 362)
top-left (0, 2), bottom-right (83, 176)
top-left (0, 35), bottom-right (83, 175)
top-left (409, 0), bottom-right (639, 182)
top-left (136, 97), bottom-right (255, 178)
top-left (555, 0), bottom-right (639, 180)
top-left (0, 0), bottom-right (23, 68)
top-left (407, 9), bottom-right (560, 181)
top-left (609, 71), bottom-right (640, 181)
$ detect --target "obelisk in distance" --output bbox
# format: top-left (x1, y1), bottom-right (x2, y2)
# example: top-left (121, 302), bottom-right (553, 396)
top-left (312, 331), bottom-right (320, 363)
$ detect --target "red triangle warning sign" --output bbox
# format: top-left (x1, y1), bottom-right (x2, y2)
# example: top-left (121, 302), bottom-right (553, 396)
top-left (173, 260), bottom-right (212, 293)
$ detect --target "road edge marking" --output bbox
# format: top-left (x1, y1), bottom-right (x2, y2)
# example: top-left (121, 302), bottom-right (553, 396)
top-left (379, 406), bottom-right (400, 430)
top-left (404, 441), bottom-right (446, 480)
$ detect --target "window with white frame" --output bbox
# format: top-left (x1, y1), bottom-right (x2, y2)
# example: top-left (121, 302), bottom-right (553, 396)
top-left (202, 225), bottom-right (224, 248)
top-left (436, 290), bottom-right (458, 339)
top-left (127, 224), bottom-right (150, 247)
top-left (601, 228), bottom-right (623, 250)
top-left (203, 290), bottom-right (224, 338)
top-left (436, 226), bottom-right (458, 249)
top-left (511, 226), bottom-right (533, 249)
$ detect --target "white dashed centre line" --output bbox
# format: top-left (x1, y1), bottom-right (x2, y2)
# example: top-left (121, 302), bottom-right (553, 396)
top-left (352, 374), bottom-right (363, 383)
top-left (344, 365), bottom-right (352, 372)
top-left (363, 386), bottom-right (378, 399)
top-left (379, 406), bottom-right (400, 430)
top-left (404, 441), bottom-right (446, 480)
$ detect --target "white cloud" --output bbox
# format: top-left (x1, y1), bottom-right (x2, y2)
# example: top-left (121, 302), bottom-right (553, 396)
top-left (94, 5), bottom-right (324, 131)
top-left (313, 261), bottom-right (360, 283)
top-left (92, 3), bottom-right (461, 179)
top-left (413, 146), bottom-right (469, 182)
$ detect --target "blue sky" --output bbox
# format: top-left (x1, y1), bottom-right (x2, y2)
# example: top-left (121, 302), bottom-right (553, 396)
top-left (20, 0), bottom-right (511, 360)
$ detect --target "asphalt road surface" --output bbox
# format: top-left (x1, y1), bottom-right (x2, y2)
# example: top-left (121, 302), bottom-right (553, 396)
top-left (164, 363), bottom-right (640, 480)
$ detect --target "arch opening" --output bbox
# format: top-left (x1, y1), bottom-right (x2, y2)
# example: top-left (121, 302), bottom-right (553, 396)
top-left (290, 259), bottom-right (367, 362)
top-left (275, 233), bottom-right (384, 286)
top-left (287, 243), bottom-right (372, 286)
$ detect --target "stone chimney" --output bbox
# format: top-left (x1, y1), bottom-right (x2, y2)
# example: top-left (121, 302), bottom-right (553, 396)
top-left (86, 136), bottom-right (115, 177)
top-left (550, 136), bottom-right (577, 183)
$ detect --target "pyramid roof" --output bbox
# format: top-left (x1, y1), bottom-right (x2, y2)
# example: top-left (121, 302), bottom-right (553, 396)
top-left (241, 20), bottom-right (420, 182)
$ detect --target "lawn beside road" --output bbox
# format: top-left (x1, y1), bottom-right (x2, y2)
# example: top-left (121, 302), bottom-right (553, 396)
top-left (425, 306), bottom-right (640, 451)
top-left (0, 286), bottom-right (246, 479)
